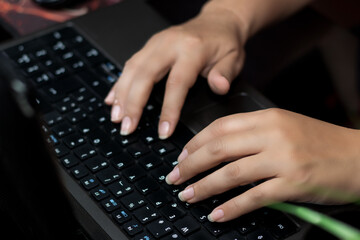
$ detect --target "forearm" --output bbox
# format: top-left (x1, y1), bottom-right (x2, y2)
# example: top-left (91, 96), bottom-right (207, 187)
top-left (202, 0), bottom-right (314, 42)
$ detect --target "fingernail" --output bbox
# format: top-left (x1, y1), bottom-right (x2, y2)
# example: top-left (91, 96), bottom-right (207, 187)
top-left (208, 209), bottom-right (224, 222)
top-left (178, 186), bottom-right (194, 202)
top-left (177, 149), bottom-right (188, 163)
top-left (165, 166), bottom-right (180, 185)
top-left (121, 116), bottom-right (131, 135)
top-left (111, 105), bottom-right (122, 121)
top-left (105, 90), bottom-right (115, 103)
top-left (159, 121), bottom-right (170, 139)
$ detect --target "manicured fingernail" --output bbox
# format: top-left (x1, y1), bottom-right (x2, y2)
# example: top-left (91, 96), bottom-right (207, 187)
top-left (111, 105), bottom-right (122, 121)
top-left (105, 90), bottom-right (115, 103)
top-left (178, 186), bottom-right (194, 202)
top-left (159, 121), bottom-right (170, 139)
top-left (165, 166), bottom-right (180, 185)
top-left (177, 149), bottom-right (188, 163)
top-left (121, 116), bottom-right (131, 135)
top-left (208, 209), bottom-right (224, 222)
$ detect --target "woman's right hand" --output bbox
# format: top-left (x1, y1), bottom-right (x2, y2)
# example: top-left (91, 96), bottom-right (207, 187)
top-left (105, 3), bottom-right (247, 139)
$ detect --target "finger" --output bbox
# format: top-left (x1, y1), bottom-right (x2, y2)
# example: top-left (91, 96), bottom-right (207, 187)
top-left (104, 87), bottom-right (115, 105)
top-left (207, 51), bottom-right (244, 95)
top-left (178, 154), bottom-right (276, 203)
top-left (110, 44), bottom-right (174, 124)
top-left (166, 129), bottom-right (265, 185)
top-left (208, 178), bottom-right (301, 222)
top-left (158, 58), bottom-right (203, 139)
top-left (182, 110), bottom-right (266, 157)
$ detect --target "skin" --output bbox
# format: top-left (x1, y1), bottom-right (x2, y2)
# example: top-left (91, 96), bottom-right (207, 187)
top-left (105, 0), bottom-right (360, 222)
top-left (167, 109), bottom-right (360, 222)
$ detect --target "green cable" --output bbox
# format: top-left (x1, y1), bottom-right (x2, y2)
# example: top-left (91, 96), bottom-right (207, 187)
top-left (269, 202), bottom-right (360, 240)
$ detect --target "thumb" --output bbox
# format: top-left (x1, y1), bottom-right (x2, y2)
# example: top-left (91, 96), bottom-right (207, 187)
top-left (207, 51), bottom-right (244, 95)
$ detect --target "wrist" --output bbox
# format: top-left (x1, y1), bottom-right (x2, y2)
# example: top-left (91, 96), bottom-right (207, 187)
top-left (201, 0), bottom-right (251, 43)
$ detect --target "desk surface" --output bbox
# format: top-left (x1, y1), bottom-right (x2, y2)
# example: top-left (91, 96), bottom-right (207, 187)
top-left (0, 0), bottom-right (123, 37)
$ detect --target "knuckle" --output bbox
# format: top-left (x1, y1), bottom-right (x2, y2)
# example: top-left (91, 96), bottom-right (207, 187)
top-left (208, 138), bottom-right (226, 157)
top-left (224, 163), bottom-right (242, 181)
top-left (249, 188), bottom-right (266, 204)
top-left (124, 58), bottom-right (139, 71)
top-left (211, 117), bottom-right (230, 136)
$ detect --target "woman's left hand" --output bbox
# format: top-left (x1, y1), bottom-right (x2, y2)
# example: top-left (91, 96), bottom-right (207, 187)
top-left (165, 108), bottom-right (360, 222)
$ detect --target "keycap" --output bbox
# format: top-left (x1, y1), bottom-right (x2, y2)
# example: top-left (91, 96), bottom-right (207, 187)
top-left (101, 197), bottom-right (121, 212)
top-left (267, 216), bottom-right (298, 239)
top-left (246, 229), bottom-right (274, 240)
top-left (160, 203), bottom-right (186, 222)
top-left (123, 220), bottom-right (143, 236)
top-left (71, 165), bottom-right (89, 179)
top-left (187, 231), bottom-right (213, 240)
top-left (133, 205), bottom-right (160, 224)
top-left (74, 144), bottom-right (97, 160)
top-left (123, 166), bottom-right (147, 182)
top-left (135, 177), bottom-right (159, 195)
top-left (80, 175), bottom-right (99, 190)
top-left (108, 179), bottom-right (133, 197)
top-left (218, 231), bottom-right (246, 240)
top-left (97, 167), bottom-right (121, 185)
top-left (63, 134), bottom-right (86, 149)
top-left (84, 157), bottom-right (109, 173)
top-left (61, 154), bottom-right (79, 168)
top-left (120, 192), bottom-right (147, 211)
top-left (147, 218), bottom-right (173, 239)
top-left (148, 189), bottom-right (173, 208)
top-left (174, 216), bottom-right (200, 236)
top-left (112, 209), bottom-right (131, 225)
top-left (90, 187), bottom-right (109, 201)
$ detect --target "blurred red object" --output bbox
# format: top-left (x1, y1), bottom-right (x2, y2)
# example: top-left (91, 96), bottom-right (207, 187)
top-left (0, 0), bottom-right (123, 36)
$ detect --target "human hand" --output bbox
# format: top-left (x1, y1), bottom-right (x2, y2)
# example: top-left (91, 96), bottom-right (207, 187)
top-left (165, 108), bottom-right (360, 222)
top-left (105, 4), bottom-right (247, 138)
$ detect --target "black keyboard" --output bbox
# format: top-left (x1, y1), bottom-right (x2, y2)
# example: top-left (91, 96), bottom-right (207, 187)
top-left (2, 26), bottom-right (299, 240)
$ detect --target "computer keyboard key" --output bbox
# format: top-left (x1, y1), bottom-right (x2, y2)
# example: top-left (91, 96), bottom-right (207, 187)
top-left (77, 119), bottom-right (96, 135)
top-left (267, 216), bottom-right (298, 239)
top-left (164, 151), bottom-right (181, 168)
top-left (99, 142), bottom-right (123, 159)
top-left (134, 232), bottom-right (155, 240)
top-left (71, 165), bottom-right (89, 179)
top-left (123, 220), bottom-right (143, 236)
top-left (218, 231), bottom-right (246, 240)
top-left (66, 107), bottom-right (87, 124)
top-left (160, 203), bottom-right (186, 222)
top-left (174, 216), bottom-right (200, 236)
top-left (88, 129), bottom-right (110, 146)
top-left (43, 111), bottom-right (63, 126)
top-left (54, 144), bottom-right (70, 157)
top-left (61, 154), bottom-right (79, 168)
top-left (115, 132), bottom-right (139, 147)
top-left (63, 134), bottom-right (86, 149)
top-left (127, 142), bottom-right (150, 159)
top-left (90, 187), bottom-right (109, 201)
top-left (152, 141), bottom-right (176, 156)
top-left (247, 229), bottom-right (274, 240)
top-left (151, 165), bottom-right (171, 183)
top-left (74, 144), bottom-right (97, 160)
top-left (190, 205), bottom-right (211, 223)
top-left (80, 175), bottom-right (99, 190)
top-left (97, 167), bottom-right (121, 185)
top-left (72, 87), bottom-right (93, 103)
top-left (147, 189), bottom-right (173, 208)
top-left (147, 218), bottom-right (173, 239)
top-left (103, 122), bottom-right (120, 136)
top-left (111, 153), bottom-right (134, 170)
top-left (112, 209), bottom-right (131, 225)
top-left (101, 197), bottom-right (121, 212)
top-left (120, 192), bottom-right (147, 211)
top-left (135, 177), bottom-right (159, 195)
top-left (92, 110), bottom-right (109, 125)
top-left (84, 157), bottom-right (109, 173)
top-left (139, 153), bottom-right (163, 170)
top-left (204, 221), bottom-right (230, 236)
top-left (133, 205), bottom-right (160, 224)
top-left (161, 231), bottom-right (186, 240)
top-left (123, 166), bottom-right (147, 182)
top-left (108, 179), bottom-right (133, 198)
top-left (187, 231), bottom-right (213, 240)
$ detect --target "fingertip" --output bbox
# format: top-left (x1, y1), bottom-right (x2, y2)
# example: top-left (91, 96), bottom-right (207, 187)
top-left (111, 104), bottom-right (122, 122)
top-left (158, 121), bottom-right (171, 139)
top-left (104, 90), bottom-right (115, 105)
top-left (208, 74), bottom-right (230, 95)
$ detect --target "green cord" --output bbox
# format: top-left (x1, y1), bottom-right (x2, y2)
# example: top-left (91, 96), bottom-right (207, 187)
top-left (269, 202), bottom-right (360, 240)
